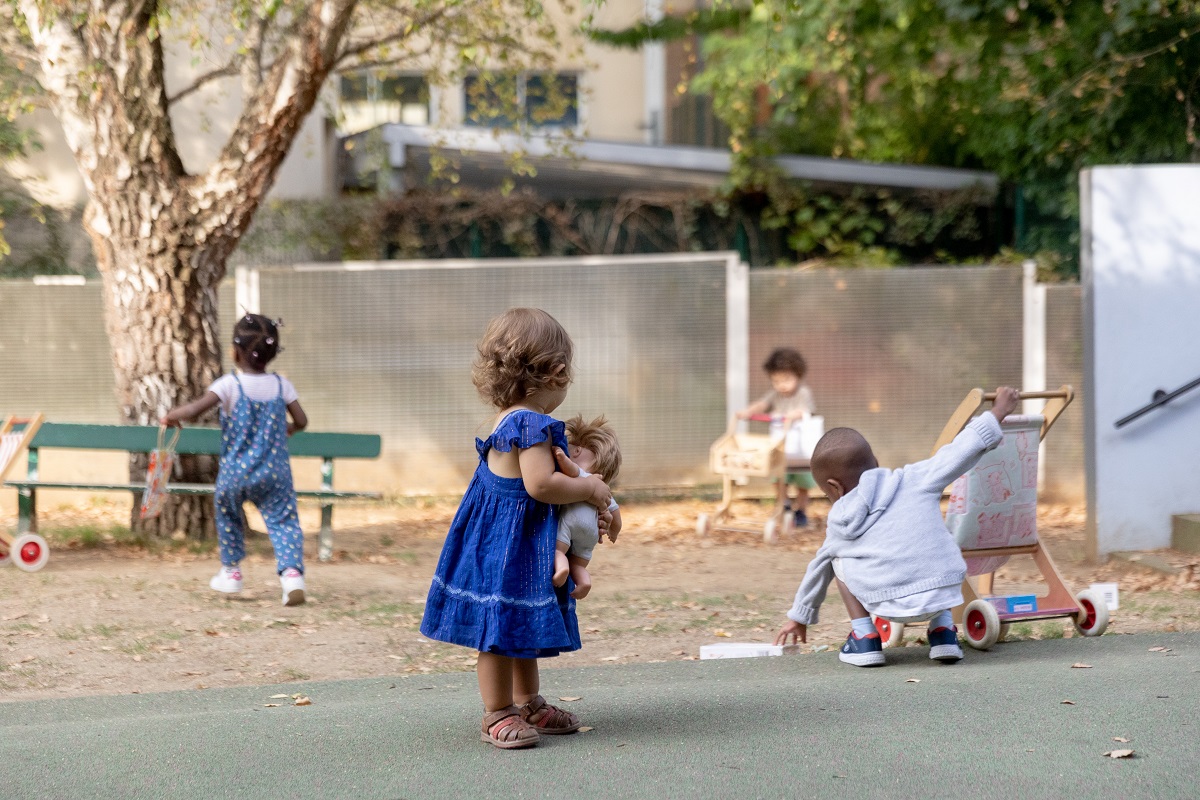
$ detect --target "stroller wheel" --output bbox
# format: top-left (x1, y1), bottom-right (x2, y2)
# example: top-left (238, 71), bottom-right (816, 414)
top-left (1072, 589), bottom-right (1110, 637)
top-left (962, 599), bottom-right (1001, 650)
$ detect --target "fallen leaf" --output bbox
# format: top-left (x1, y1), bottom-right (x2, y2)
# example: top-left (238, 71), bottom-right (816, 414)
top-left (585, 628), bottom-right (601, 634)
top-left (269, 694), bottom-right (290, 699)
top-left (263, 703), bottom-right (281, 708)
top-left (1071, 663), bottom-right (1092, 669)
top-left (1, 612), bottom-right (27, 621)
top-left (1061, 700), bottom-right (1075, 705)
top-left (558, 696), bottom-right (582, 702)
top-left (293, 696), bottom-right (312, 706)
top-left (19, 655), bottom-right (36, 664)
top-left (578, 726), bottom-right (594, 733)
top-left (386, 654), bottom-right (404, 660)
top-left (1147, 646), bottom-right (1172, 653)
top-left (672, 650), bottom-right (687, 656)
top-left (601, 655), bottom-right (622, 662)
top-left (1103, 749), bottom-right (1134, 759)
top-left (713, 629), bottom-right (731, 638)
top-left (132, 655), bottom-right (142, 662)
top-left (905, 678), bottom-right (921, 683)
top-left (1113, 737), bottom-right (1131, 743)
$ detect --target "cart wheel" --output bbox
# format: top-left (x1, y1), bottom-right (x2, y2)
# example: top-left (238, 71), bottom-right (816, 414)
top-left (763, 518), bottom-right (779, 544)
top-left (872, 616), bottom-right (905, 649)
top-left (696, 514), bottom-right (711, 537)
top-left (1072, 589), bottom-right (1110, 637)
top-left (997, 623), bottom-right (1010, 643)
top-left (12, 534), bottom-right (49, 572)
top-left (0, 544), bottom-right (10, 567)
top-left (962, 599), bottom-right (1001, 650)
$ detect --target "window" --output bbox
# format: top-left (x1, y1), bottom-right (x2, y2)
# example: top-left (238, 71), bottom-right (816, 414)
top-left (463, 72), bottom-right (579, 130)
top-left (338, 72), bottom-right (430, 134)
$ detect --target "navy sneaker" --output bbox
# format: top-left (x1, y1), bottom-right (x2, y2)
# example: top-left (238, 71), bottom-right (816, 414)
top-left (838, 631), bottom-right (885, 667)
top-left (927, 626), bottom-right (963, 663)
top-left (793, 509), bottom-right (809, 528)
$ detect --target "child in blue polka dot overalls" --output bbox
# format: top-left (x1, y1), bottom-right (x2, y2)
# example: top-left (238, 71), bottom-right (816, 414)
top-left (163, 314), bottom-right (310, 606)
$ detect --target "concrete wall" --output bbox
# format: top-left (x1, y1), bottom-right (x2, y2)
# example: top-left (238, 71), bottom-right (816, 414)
top-left (1081, 165), bottom-right (1200, 558)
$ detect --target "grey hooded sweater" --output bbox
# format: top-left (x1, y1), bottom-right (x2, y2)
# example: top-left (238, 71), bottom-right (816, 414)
top-left (786, 413), bottom-right (1003, 625)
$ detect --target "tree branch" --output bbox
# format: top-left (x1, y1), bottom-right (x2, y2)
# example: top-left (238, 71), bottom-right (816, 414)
top-left (168, 62), bottom-right (239, 105)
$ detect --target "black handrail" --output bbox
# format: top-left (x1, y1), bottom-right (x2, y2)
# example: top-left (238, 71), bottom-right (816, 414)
top-left (1114, 374), bottom-right (1200, 428)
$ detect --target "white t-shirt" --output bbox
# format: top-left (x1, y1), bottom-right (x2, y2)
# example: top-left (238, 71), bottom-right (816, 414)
top-left (208, 373), bottom-right (299, 416)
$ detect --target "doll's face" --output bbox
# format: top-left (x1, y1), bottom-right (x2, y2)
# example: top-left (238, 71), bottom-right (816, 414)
top-left (569, 444), bottom-right (597, 473)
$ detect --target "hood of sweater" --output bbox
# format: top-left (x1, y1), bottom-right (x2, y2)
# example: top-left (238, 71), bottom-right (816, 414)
top-left (826, 466), bottom-right (903, 540)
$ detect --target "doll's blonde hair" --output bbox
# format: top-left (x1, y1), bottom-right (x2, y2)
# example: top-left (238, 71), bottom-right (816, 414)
top-left (472, 308), bottom-right (574, 409)
top-left (565, 414), bottom-right (621, 484)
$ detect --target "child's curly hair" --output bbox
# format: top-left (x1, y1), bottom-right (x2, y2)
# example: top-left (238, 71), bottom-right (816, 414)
top-left (762, 347), bottom-right (807, 379)
top-left (565, 414), bottom-right (621, 484)
top-left (473, 308), bottom-right (574, 409)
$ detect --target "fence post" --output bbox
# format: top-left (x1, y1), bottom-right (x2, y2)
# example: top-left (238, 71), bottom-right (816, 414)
top-left (726, 254), bottom-right (750, 422)
top-left (1022, 259), bottom-right (1047, 489)
top-left (235, 266), bottom-right (261, 315)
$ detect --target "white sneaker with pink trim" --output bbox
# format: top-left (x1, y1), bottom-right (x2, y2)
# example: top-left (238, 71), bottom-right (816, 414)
top-left (280, 568), bottom-right (306, 606)
top-left (210, 565), bottom-right (243, 594)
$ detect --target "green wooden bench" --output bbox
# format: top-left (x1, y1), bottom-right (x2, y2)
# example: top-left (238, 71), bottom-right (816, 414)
top-left (3, 422), bottom-right (382, 561)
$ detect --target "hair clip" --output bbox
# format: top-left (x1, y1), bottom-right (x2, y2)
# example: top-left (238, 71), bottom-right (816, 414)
top-left (251, 350), bottom-right (259, 358)
top-left (274, 318), bottom-right (285, 328)
top-left (265, 337), bottom-right (275, 345)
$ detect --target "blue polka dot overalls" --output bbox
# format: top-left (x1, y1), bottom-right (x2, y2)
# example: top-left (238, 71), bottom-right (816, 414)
top-left (215, 375), bottom-right (303, 574)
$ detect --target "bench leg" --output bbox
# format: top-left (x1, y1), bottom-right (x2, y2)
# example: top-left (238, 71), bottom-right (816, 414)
top-left (317, 502), bottom-right (334, 562)
top-left (17, 488), bottom-right (36, 535)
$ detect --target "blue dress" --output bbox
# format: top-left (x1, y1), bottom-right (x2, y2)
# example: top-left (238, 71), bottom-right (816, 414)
top-left (420, 410), bottom-right (581, 659)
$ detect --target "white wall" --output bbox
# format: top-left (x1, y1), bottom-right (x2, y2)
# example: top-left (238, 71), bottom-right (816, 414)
top-left (1081, 165), bottom-right (1200, 558)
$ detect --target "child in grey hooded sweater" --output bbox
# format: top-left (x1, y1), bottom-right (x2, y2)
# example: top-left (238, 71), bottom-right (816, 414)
top-left (774, 387), bottom-right (1020, 666)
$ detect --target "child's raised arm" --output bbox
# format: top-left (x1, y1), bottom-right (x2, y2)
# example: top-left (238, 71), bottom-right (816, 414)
top-left (520, 441), bottom-right (612, 510)
top-left (162, 392), bottom-right (221, 427)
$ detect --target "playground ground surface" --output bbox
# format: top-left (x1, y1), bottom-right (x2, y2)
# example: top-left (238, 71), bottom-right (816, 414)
top-left (2, 499), bottom-right (1198, 704)
top-left (3, 631), bottom-right (1198, 799)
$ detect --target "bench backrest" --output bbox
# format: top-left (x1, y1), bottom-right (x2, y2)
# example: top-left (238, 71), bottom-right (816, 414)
top-left (28, 423), bottom-right (381, 459)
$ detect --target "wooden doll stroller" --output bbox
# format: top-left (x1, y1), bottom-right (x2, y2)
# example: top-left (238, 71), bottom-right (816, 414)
top-left (872, 388), bottom-right (1109, 650)
top-left (0, 414), bottom-right (50, 571)
top-left (697, 414), bottom-right (820, 543)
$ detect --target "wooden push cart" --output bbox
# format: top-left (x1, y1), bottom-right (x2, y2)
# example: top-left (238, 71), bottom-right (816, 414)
top-left (871, 387), bottom-right (1109, 649)
top-left (0, 414), bottom-right (49, 571)
top-left (696, 415), bottom-right (808, 543)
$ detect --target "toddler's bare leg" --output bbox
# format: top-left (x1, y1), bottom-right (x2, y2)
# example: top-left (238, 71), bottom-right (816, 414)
top-left (553, 542), bottom-right (570, 587)
top-left (835, 578), bottom-right (870, 620)
top-left (567, 555), bottom-right (592, 599)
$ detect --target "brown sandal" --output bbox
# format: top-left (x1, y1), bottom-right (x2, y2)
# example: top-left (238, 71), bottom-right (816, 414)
top-left (481, 706), bottom-right (540, 749)
top-left (519, 695), bottom-right (581, 735)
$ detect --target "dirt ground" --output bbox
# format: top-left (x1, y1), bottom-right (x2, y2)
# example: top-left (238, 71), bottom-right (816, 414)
top-left (2, 497), bottom-right (1199, 704)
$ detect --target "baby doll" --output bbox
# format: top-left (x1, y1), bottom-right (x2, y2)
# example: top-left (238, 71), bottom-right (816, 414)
top-left (551, 415), bottom-right (623, 600)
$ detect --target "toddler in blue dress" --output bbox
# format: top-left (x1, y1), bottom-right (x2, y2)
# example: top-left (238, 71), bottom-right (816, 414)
top-left (163, 314), bottom-right (309, 606)
top-left (420, 308), bottom-right (615, 750)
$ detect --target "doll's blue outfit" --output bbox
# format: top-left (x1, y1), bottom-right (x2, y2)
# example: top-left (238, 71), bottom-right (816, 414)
top-left (420, 410), bottom-right (581, 658)
top-left (214, 374), bottom-right (304, 574)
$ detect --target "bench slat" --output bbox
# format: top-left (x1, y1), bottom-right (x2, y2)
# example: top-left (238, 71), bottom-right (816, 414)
top-left (4, 480), bottom-right (380, 499)
top-left (29, 423), bottom-right (381, 459)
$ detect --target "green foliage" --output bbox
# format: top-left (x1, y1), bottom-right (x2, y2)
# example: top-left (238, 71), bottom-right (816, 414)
top-left (587, 7), bottom-right (751, 49)
top-left (684, 0), bottom-right (1200, 271)
top-left (234, 186), bottom-right (994, 266)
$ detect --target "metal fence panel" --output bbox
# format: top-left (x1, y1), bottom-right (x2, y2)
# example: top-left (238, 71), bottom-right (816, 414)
top-left (1044, 284), bottom-right (1084, 501)
top-left (749, 267), bottom-right (1025, 473)
top-left (253, 256), bottom-right (731, 492)
top-left (0, 280), bottom-right (117, 423)
top-left (1, 264), bottom-right (1085, 499)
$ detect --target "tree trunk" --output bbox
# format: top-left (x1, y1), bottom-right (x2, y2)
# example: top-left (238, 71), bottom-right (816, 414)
top-left (88, 209), bottom-right (227, 539)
